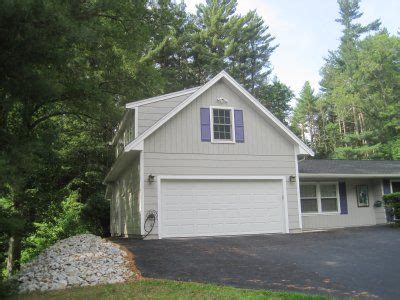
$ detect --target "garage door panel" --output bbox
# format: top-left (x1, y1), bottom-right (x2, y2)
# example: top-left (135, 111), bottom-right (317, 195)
top-left (161, 179), bottom-right (285, 238)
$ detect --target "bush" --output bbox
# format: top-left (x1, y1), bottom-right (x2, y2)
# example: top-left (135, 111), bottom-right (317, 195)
top-left (21, 192), bottom-right (88, 263)
top-left (0, 277), bottom-right (18, 298)
top-left (383, 192), bottom-right (400, 223)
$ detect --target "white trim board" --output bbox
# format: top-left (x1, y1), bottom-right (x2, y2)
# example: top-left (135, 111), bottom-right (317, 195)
top-left (126, 87), bottom-right (200, 108)
top-left (294, 146), bottom-right (303, 229)
top-left (139, 149), bottom-right (144, 235)
top-left (156, 175), bottom-right (289, 239)
top-left (125, 71), bottom-right (314, 156)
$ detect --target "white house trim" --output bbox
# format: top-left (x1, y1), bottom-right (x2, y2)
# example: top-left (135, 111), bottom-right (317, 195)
top-left (156, 175), bottom-right (290, 239)
top-left (139, 149), bottom-right (144, 235)
top-left (125, 71), bottom-right (314, 156)
top-left (125, 87), bottom-right (200, 108)
top-left (294, 147), bottom-right (303, 229)
top-left (134, 107), bottom-right (139, 139)
top-left (301, 173), bottom-right (400, 178)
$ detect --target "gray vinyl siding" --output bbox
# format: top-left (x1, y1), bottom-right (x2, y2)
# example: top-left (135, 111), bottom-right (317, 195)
top-left (137, 94), bottom-right (190, 136)
top-left (302, 178), bottom-right (386, 229)
top-left (109, 156), bottom-right (141, 237)
top-left (143, 81), bottom-right (300, 236)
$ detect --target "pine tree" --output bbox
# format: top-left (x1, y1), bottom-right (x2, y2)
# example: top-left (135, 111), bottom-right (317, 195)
top-left (319, 0), bottom-right (382, 159)
top-left (226, 10), bottom-right (276, 93)
top-left (292, 82), bottom-right (318, 145)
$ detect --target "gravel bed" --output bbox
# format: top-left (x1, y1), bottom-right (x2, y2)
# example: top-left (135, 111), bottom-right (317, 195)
top-left (18, 234), bottom-right (134, 293)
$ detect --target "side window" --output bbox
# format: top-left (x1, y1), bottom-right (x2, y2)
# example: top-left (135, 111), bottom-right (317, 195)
top-left (320, 184), bottom-right (338, 212)
top-left (300, 184), bottom-right (318, 213)
top-left (300, 183), bottom-right (340, 214)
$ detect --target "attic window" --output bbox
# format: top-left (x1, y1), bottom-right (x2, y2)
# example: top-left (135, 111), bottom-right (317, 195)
top-left (211, 107), bottom-right (235, 143)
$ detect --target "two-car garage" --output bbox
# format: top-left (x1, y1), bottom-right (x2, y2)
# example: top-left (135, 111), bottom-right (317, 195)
top-left (158, 177), bottom-right (288, 238)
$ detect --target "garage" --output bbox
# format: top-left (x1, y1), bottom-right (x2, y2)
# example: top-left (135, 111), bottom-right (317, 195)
top-left (159, 177), bottom-right (287, 238)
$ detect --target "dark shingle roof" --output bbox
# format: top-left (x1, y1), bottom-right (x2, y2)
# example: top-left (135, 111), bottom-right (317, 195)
top-left (299, 159), bottom-right (400, 175)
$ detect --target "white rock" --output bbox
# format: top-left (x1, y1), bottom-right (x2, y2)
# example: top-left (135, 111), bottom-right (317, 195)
top-left (17, 234), bottom-right (134, 293)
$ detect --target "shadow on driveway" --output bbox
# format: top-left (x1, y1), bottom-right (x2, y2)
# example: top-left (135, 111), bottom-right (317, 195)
top-left (112, 226), bottom-right (399, 299)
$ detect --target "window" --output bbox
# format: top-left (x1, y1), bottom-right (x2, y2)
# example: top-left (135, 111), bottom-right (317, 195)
top-left (211, 107), bottom-right (235, 142)
top-left (320, 184), bottom-right (339, 212)
top-left (356, 185), bottom-right (369, 207)
top-left (300, 184), bottom-right (318, 213)
top-left (391, 181), bottom-right (400, 193)
top-left (300, 183), bottom-right (340, 214)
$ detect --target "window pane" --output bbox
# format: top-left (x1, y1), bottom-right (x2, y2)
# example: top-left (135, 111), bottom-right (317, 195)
top-left (301, 198), bottom-right (318, 213)
top-left (320, 184), bottom-right (337, 197)
top-left (212, 108), bottom-right (232, 140)
top-left (321, 198), bottom-right (338, 212)
top-left (300, 185), bottom-right (316, 198)
top-left (392, 182), bottom-right (400, 193)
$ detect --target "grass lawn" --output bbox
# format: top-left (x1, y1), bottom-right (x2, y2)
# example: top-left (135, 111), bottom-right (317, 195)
top-left (11, 279), bottom-right (330, 300)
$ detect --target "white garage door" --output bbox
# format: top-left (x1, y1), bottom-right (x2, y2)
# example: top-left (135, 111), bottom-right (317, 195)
top-left (160, 179), bottom-right (286, 238)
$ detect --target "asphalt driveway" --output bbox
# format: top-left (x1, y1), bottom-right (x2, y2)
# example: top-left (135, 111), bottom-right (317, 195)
top-left (113, 226), bottom-right (399, 299)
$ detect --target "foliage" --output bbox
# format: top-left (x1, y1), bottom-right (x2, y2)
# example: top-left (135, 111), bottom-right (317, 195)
top-left (0, 277), bottom-right (19, 299)
top-left (292, 82), bottom-right (318, 145)
top-left (21, 192), bottom-right (87, 263)
top-left (259, 78), bottom-right (294, 124)
top-left (383, 193), bottom-right (400, 222)
top-left (292, 0), bottom-right (400, 159)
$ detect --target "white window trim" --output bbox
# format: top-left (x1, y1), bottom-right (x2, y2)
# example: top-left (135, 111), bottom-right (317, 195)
top-left (300, 182), bottom-right (341, 215)
top-left (390, 180), bottom-right (400, 193)
top-left (210, 106), bottom-right (236, 144)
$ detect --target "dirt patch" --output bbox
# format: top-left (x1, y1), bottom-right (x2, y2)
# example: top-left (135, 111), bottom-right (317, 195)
top-left (109, 240), bottom-right (142, 281)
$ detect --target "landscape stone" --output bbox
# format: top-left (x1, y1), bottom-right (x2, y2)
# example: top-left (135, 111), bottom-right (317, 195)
top-left (17, 234), bottom-right (134, 293)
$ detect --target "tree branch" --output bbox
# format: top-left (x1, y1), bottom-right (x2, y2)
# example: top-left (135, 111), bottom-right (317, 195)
top-left (29, 111), bottom-right (96, 130)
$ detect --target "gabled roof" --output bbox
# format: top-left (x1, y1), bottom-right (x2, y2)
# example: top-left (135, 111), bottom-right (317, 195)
top-left (299, 159), bottom-right (400, 178)
top-left (125, 86), bottom-right (200, 108)
top-left (125, 71), bottom-right (314, 156)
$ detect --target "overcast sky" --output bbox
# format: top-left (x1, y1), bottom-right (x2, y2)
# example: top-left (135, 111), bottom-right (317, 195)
top-left (184, 0), bottom-right (399, 96)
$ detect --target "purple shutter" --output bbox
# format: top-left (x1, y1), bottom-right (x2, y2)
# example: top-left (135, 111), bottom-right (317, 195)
top-left (382, 179), bottom-right (391, 194)
top-left (200, 108), bottom-right (211, 142)
top-left (339, 181), bottom-right (348, 214)
top-left (234, 109), bottom-right (244, 143)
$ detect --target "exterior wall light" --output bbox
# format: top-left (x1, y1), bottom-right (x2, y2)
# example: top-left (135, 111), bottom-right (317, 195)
top-left (148, 174), bottom-right (155, 183)
top-left (289, 175), bottom-right (296, 182)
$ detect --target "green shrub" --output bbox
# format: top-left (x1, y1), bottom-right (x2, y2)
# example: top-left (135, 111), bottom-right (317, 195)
top-left (383, 192), bottom-right (400, 222)
top-left (21, 192), bottom-right (88, 263)
top-left (0, 277), bottom-right (18, 298)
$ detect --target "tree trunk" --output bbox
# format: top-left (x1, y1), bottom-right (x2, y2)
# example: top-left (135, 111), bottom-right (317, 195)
top-left (352, 105), bottom-right (359, 135)
top-left (6, 235), bottom-right (22, 274)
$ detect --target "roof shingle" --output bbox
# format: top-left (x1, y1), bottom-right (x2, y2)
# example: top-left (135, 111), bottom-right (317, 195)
top-left (299, 159), bottom-right (400, 175)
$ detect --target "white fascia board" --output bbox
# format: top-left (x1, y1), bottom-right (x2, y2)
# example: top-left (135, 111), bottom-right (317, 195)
top-left (125, 87), bottom-right (200, 109)
top-left (125, 70), bottom-right (314, 156)
top-left (300, 173), bottom-right (400, 179)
